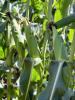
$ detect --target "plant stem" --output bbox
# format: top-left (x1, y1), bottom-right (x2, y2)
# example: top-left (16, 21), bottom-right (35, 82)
top-left (6, 23), bottom-right (12, 100)
top-left (43, 31), bottom-right (48, 68)
top-left (6, 47), bottom-right (11, 100)
top-left (55, 14), bottom-right (75, 29)
top-left (7, 72), bottom-right (11, 100)
top-left (26, 0), bottom-right (30, 19)
top-left (48, 0), bottom-right (53, 21)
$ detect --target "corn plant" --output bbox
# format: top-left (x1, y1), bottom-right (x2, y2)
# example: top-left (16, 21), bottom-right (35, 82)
top-left (0, 0), bottom-right (75, 100)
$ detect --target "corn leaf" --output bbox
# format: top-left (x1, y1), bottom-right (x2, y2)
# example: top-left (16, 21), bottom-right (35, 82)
top-left (52, 26), bottom-right (67, 61)
top-left (20, 58), bottom-right (32, 99)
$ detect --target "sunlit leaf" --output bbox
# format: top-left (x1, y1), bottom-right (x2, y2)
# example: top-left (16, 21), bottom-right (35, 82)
top-left (20, 0), bottom-right (27, 2)
top-left (31, 0), bottom-right (43, 12)
top-left (0, 47), bottom-right (4, 59)
top-left (68, 29), bottom-right (74, 42)
top-left (31, 68), bottom-right (40, 82)
top-left (54, 0), bottom-right (72, 22)
top-left (54, 9), bottom-right (62, 22)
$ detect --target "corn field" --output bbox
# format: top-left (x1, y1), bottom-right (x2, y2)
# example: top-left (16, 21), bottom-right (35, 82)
top-left (0, 0), bottom-right (75, 100)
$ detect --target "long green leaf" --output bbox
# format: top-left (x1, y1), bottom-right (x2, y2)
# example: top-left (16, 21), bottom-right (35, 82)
top-left (12, 19), bottom-right (25, 61)
top-left (20, 58), bottom-right (33, 100)
top-left (25, 25), bottom-right (39, 58)
top-left (55, 14), bottom-right (75, 29)
top-left (38, 61), bottom-right (65, 100)
top-left (52, 26), bottom-right (67, 61)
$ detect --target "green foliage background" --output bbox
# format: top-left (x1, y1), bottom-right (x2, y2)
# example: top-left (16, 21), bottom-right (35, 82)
top-left (0, 0), bottom-right (75, 100)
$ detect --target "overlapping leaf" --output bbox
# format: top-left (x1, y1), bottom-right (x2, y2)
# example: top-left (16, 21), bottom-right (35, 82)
top-left (20, 58), bottom-right (32, 99)
top-left (52, 26), bottom-right (67, 60)
top-left (38, 61), bottom-right (65, 100)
